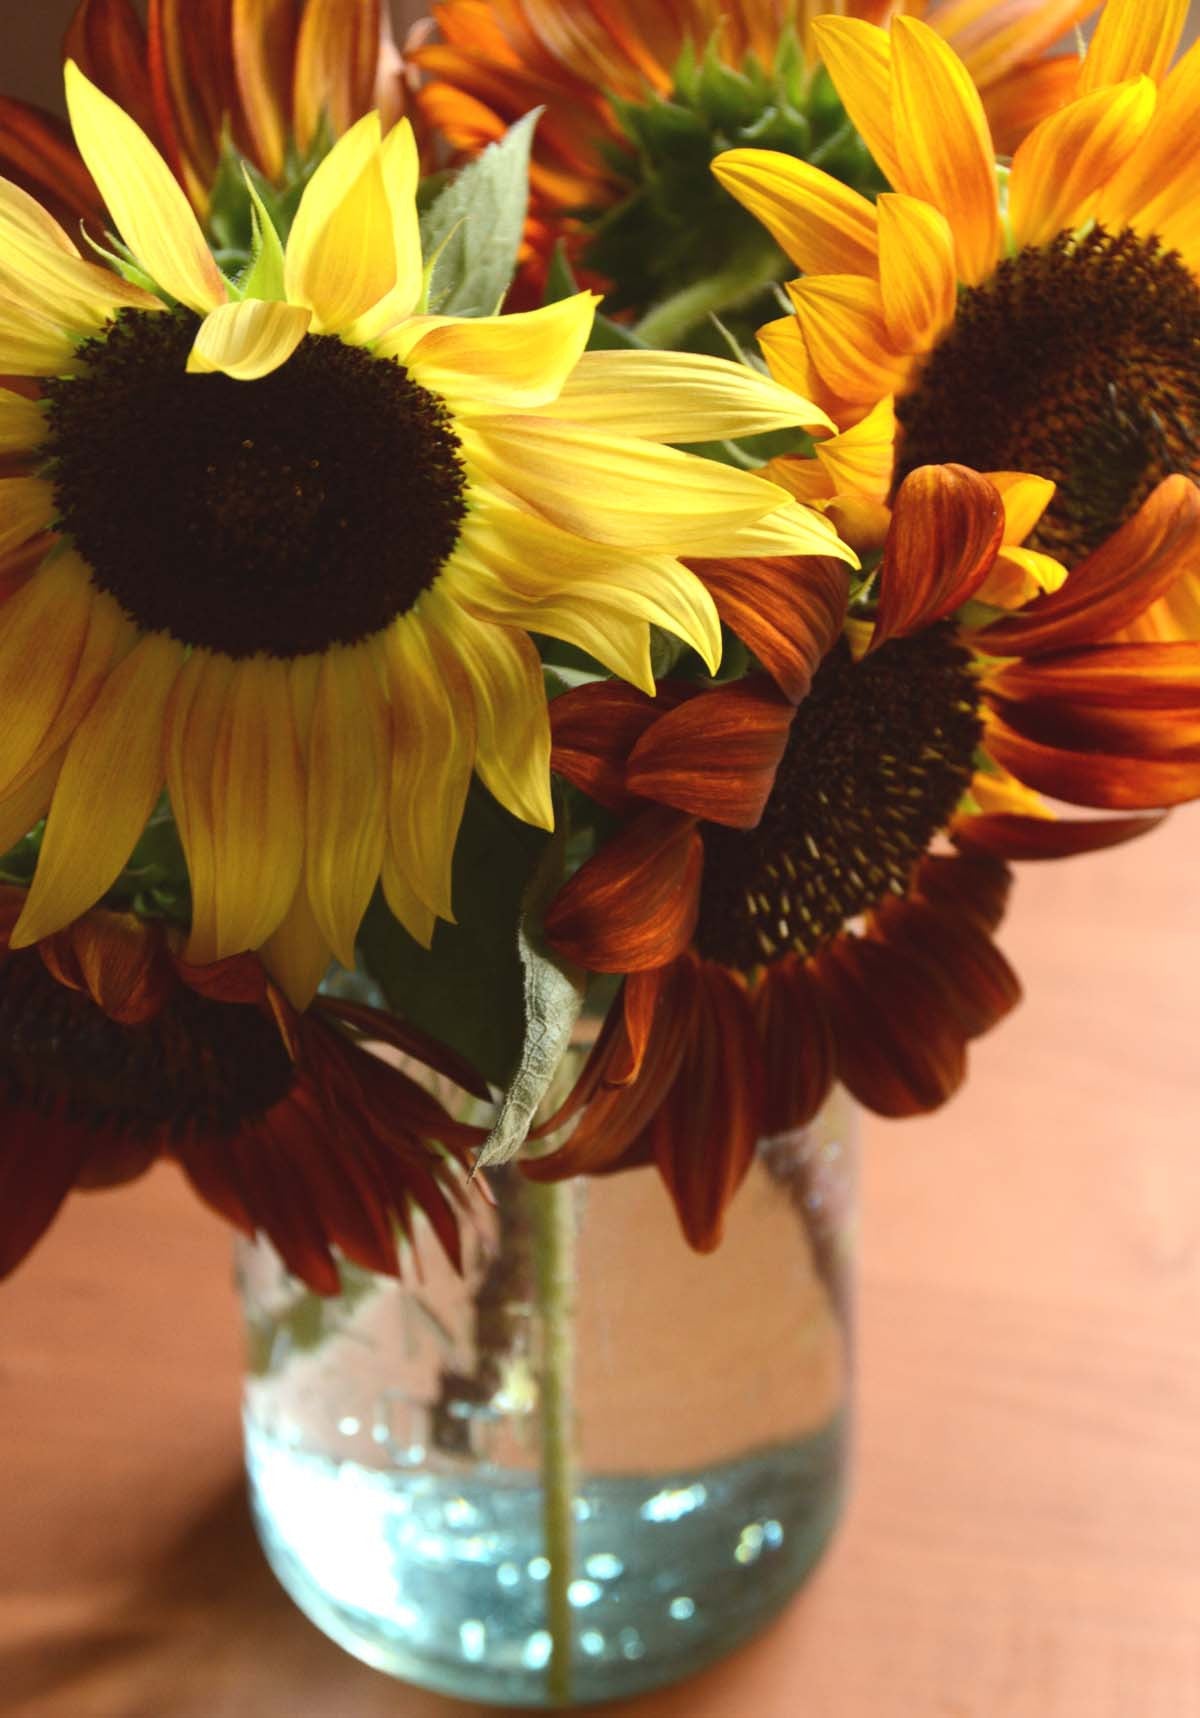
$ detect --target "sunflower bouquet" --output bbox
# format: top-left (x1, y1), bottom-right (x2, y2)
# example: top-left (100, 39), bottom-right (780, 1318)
top-left (0, 0), bottom-right (1198, 1704)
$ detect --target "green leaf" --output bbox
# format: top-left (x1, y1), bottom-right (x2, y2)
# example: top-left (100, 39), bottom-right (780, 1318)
top-left (420, 110), bottom-right (541, 317)
top-left (475, 823), bottom-right (587, 1171)
top-left (357, 782), bottom-right (549, 1088)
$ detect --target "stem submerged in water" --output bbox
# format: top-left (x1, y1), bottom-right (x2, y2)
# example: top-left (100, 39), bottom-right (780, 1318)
top-left (529, 1177), bottom-right (578, 1706)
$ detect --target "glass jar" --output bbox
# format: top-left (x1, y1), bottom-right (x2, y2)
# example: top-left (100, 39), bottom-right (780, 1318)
top-left (238, 1089), bottom-right (856, 1707)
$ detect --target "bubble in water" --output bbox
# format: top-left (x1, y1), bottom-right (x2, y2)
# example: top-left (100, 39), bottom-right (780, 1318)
top-left (581, 1630), bottom-right (606, 1657)
top-left (669, 1596), bottom-right (696, 1622)
top-left (640, 1483), bottom-right (708, 1523)
top-left (585, 1553), bottom-right (624, 1581)
top-left (735, 1523), bottom-right (765, 1566)
top-left (619, 1627), bottom-right (646, 1661)
top-left (568, 1579), bottom-right (602, 1608)
top-left (496, 1562), bottom-right (521, 1589)
top-left (459, 1620), bottom-right (486, 1662)
top-left (336, 1415), bottom-right (361, 1437)
top-left (527, 1556), bottom-right (551, 1582)
top-left (523, 1631), bottom-right (553, 1669)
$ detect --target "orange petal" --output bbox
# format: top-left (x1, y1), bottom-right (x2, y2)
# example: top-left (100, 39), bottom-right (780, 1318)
top-left (955, 809), bottom-right (1164, 859)
top-left (1008, 77), bottom-right (1157, 249)
top-left (544, 807), bottom-right (702, 975)
top-left (811, 18), bottom-right (905, 190)
top-left (872, 463), bottom-right (1005, 647)
top-left (691, 555), bottom-right (849, 704)
top-left (626, 679), bottom-right (795, 829)
top-left (786, 274), bottom-right (910, 404)
top-left (711, 148), bottom-right (879, 276)
top-left (876, 192), bottom-right (958, 353)
top-left (232, 0), bottom-right (301, 184)
top-left (292, 0), bottom-right (383, 155)
top-left (1078, 0), bottom-right (1188, 93)
top-left (1096, 38), bottom-right (1200, 262)
top-left (985, 712), bottom-right (1200, 807)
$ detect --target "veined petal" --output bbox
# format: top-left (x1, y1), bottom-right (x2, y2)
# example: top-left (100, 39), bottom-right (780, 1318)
top-left (0, 208), bottom-right (162, 330)
top-left (380, 846), bottom-right (438, 949)
top-left (699, 498), bottom-right (858, 563)
top-left (932, 0), bottom-right (1095, 85)
top-left (1078, 0), bottom-right (1188, 93)
top-left (0, 478), bottom-right (53, 558)
top-left (627, 680), bottom-right (795, 829)
top-left (0, 388), bottom-right (45, 455)
top-left (63, 61), bottom-right (226, 313)
top-left (0, 173), bottom-right (81, 255)
top-left (458, 417), bottom-right (810, 550)
top-left (284, 111), bottom-right (396, 332)
top-left (232, 0), bottom-right (301, 184)
top-left (348, 120), bottom-right (434, 341)
top-left (786, 275), bottom-right (911, 404)
top-left (711, 148), bottom-right (879, 276)
top-left (187, 298), bottom-right (313, 379)
top-left (888, 17), bottom-right (1000, 287)
top-left (455, 568), bottom-right (654, 692)
top-left (425, 590), bottom-right (553, 830)
top-left (876, 193), bottom-right (958, 354)
top-left (811, 18), bottom-right (905, 190)
top-left (389, 293), bottom-right (598, 412)
top-left (1009, 78), bottom-right (1157, 249)
top-left (0, 304), bottom-right (81, 375)
top-left (0, 749), bottom-right (62, 855)
top-left (756, 313), bottom-right (862, 428)
top-left (1096, 39), bottom-right (1200, 247)
top-left (956, 808), bottom-right (1164, 860)
top-left (383, 610), bottom-right (477, 921)
top-left (261, 875), bottom-right (335, 1010)
top-left (985, 713), bottom-right (1200, 808)
top-left (981, 53), bottom-right (1085, 156)
top-left (292, 0), bottom-right (384, 154)
top-left (872, 464), bottom-right (1005, 646)
top-left (12, 631), bottom-right (183, 946)
top-left (545, 807), bottom-right (702, 973)
top-left (172, 653), bottom-right (304, 964)
top-left (304, 640), bottom-right (390, 967)
top-left (0, 552), bottom-right (99, 795)
top-left (812, 395), bottom-right (897, 503)
top-left (533, 347), bottom-right (834, 440)
top-left (693, 554), bottom-right (849, 703)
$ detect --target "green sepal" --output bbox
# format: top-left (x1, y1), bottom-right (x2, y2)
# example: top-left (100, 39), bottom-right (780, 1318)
top-left (356, 781), bottom-right (550, 1088)
top-left (420, 109), bottom-right (541, 317)
top-left (238, 170), bottom-right (288, 302)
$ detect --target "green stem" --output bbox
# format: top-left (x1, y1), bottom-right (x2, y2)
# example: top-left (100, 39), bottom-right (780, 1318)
top-left (529, 1177), bottom-right (578, 1706)
top-left (632, 243), bottom-right (783, 349)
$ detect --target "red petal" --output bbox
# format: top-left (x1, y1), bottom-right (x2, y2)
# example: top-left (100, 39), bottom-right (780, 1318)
top-left (0, 97), bottom-right (103, 230)
top-left (914, 848), bottom-right (1012, 933)
top-left (955, 810), bottom-right (1165, 859)
top-left (549, 680), bottom-right (663, 811)
top-left (148, 0), bottom-right (239, 195)
top-left (545, 807), bottom-right (702, 972)
top-left (988, 642), bottom-right (1200, 710)
top-left (317, 995), bottom-right (493, 1101)
top-left (872, 465), bottom-right (1005, 648)
top-left (65, 0), bottom-right (157, 138)
top-left (869, 894), bottom-right (1021, 1040)
top-left (985, 713), bottom-right (1200, 808)
top-left (650, 962), bottom-right (763, 1253)
top-left (977, 477), bottom-right (1200, 655)
top-left (754, 958), bottom-right (835, 1136)
top-left (690, 554), bottom-right (849, 702)
top-left (175, 950), bottom-right (273, 1007)
top-left (39, 910), bottom-right (172, 1025)
top-left (0, 1107), bottom-right (95, 1277)
top-left (815, 934), bottom-right (969, 1117)
top-left (627, 678), bottom-right (795, 829)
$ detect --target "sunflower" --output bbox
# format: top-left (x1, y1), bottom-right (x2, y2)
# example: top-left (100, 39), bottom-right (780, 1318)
top-left (413, 0), bottom-right (1094, 314)
top-left (0, 883), bottom-right (486, 1292)
top-left (714, 0), bottom-right (1200, 642)
top-left (530, 457), bottom-right (1200, 1251)
top-left (0, 64), bottom-right (848, 1007)
top-left (0, 0), bottom-right (407, 234)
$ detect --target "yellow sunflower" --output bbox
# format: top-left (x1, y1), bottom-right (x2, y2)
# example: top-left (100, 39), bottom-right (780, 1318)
top-left (713, 0), bottom-right (1200, 640)
top-left (0, 64), bottom-right (850, 1007)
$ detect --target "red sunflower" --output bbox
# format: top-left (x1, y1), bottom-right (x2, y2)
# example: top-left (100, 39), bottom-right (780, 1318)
top-left (0, 0), bottom-right (407, 231)
top-left (530, 461), bottom-right (1200, 1251)
top-left (0, 884), bottom-right (484, 1291)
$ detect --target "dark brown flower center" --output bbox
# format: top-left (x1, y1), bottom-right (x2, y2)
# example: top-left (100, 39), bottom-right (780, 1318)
top-left (695, 628), bottom-right (981, 968)
top-left (0, 948), bottom-right (296, 1137)
top-left (895, 227), bottom-right (1200, 566)
top-left (42, 309), bottom-right (467, 658)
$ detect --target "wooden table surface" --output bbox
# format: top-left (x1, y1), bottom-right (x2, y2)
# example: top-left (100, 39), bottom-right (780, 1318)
top-left (2, 810), bottom-right (1199, 1718)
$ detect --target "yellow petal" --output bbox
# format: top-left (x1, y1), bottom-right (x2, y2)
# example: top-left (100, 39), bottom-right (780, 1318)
top-left (876, 193), bottom-right (958, 353)
top-left (759, 453), bottom-right (835, 504)
top-left (346, 118), bottom-right (425, 342)
top-left (390, 293), bottom-right (599, 413)
top-left (1009, 78), bottom-right (1157, 248)
top-left (680, 497), bottom-right (859, 564)
top-left (985, 471), bottom-right (1057, 545)
top-left (383, 611), bottom-right (477, 921)
top-left (187, 298), bottom-right (313, 380)
top-left (0, 305), bottom-right (81, 375)
top-left (0, 388), bottom-right (46, 454)
top-left (0, 175), bottom-right (80, 255)
top-left (975, 544), bottom-right (1068, 608)
top-left (535, 347), bottom-right (834, 440)
top-left (380, 846), bottom-right (437, 950)
top-left (786, 274), bottom-right (911, 403)
top-left (0, 552), bottom-right (109, 795)
top-left (1078, 0), bottom-right (1188, 93)
top-left (888, 17), bottom-right (1000, 287)
top-left (459, 418), bottom-right (825, 553)
top-left (63, 61), bottom-right (226, 314)
top-left (170, 653), bottom-right (304, 963)
top-left (12, 631), bottom-right (183, 945)
top-left (261, 875), bottom-right (335, 1009)
top-left (0, 221), bottom-right (162, 333)
top-left (304, 641), bottom-right (390, 967)
top-left (0, 748), bottom-right (62, 854)
top-left (811, 19), bottom-right (905, 190)
top-left (813, 395), bottom-right (898, 503)
top-left (426, 589), bottom-right (553, 830)
top-left (711, 148), bottom-right (879, 276)
top-left (755, 313), bottom-right (860, 426)
top-left (0, 478), bottom-right (53, 558)
top-left (1096, 39), bottom-right (1200, 248)
top-left (284, 112), bottom-right (396, 332)
top-left (969, 761), bottom-right (1054, 819)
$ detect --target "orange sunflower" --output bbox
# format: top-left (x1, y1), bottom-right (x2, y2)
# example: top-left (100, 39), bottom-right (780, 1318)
top-left (530, 458), bottom-right (1200, 1251)
top-left (413, 0), bottom-right (1095, 312)
top-left (0, 0), bottom-right (407, 234)
top-left (714, 0), bottom-right (1200, 638)
top-left (0, 882), bottom-right (484, 1291)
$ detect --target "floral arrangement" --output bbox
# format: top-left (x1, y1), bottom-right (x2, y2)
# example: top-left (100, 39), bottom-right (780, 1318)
top-left (1, 0), bottom-right (1198, 1700)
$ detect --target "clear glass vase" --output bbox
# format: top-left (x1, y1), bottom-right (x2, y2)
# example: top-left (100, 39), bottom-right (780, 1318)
top-left (238, 1089), bottom-right (856, 1707)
